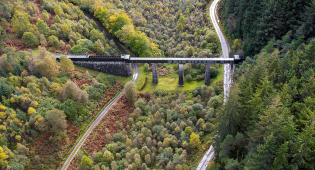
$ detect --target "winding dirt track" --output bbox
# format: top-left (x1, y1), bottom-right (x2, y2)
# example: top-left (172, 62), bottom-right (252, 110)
top-left (196, 0), bottom-right (231, 169)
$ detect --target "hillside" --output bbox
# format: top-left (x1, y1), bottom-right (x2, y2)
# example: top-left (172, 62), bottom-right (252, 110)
top-left (0, 0), bottom-right (123, 55)
top-left (218, 0), bottom-right (315, 56)
top-left (209, 0), bottom-right (315, 168)
top-left (0, 0), bottom-right (132, 169)
top-left (1, 0), bottom-right (314, 169)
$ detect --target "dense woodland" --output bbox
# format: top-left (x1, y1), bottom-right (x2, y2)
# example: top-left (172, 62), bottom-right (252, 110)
top-left (212, 33), bottom-right (315, 169)
top-left (77, 82), bottom-right (224, 170)
top-left (120, 0), bottom-right (221, 58)
top-left (219, 0), bottom-right (315, 56)
top-left (0, 0), bottom-right (121, 55)
top-left (70, 0), bottom-right (164, 57)
top-left (212, 0), bottom-right (315, 168)
top-left (1, 0), bottom-right (315, 169)
top-left (0, 45), bottom-right (124, 169)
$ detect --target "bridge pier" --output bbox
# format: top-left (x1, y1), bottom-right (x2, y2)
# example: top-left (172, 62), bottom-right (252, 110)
top-left (178, 64), bottom-right (184, 86)
top-left (205, 63), bottom-right (211, 85)
top-left (152, 63), bottom-right (158, 84)
top-left (126, 63), bottom-right (132, 77)
top-left (230, 63), bottom-right (235, 74)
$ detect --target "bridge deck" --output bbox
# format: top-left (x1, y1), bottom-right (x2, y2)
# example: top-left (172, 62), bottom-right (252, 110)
top-left (55, 55), bottom-right (241, 64)
top-left (129, 57), bottom-right (235, 64)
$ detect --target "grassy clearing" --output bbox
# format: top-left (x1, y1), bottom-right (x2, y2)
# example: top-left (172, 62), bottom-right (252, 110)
top-left (139, 64), bottom-right (223, 92)
top-left (74, 65), bottom-right (132, 85)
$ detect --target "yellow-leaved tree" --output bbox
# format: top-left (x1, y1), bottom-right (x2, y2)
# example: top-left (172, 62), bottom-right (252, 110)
top-left (35, 56), bottom-right (59, 78)
top-left (27, 107), bottom-right (36, 115)
top-left (12, 11), bottom-right (31, 37)
top-left (59, 55), bottom-right (74, 74)
top-left (190, 133), bottom-right (201, 149)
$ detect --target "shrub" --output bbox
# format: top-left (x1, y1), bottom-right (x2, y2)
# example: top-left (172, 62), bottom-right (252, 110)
top-left (210, 67), bottom-right (218, 78)
top-left (185, 74), bottom-right (192, 82)
top-left (70, 45), bottom-right (89, 54)
top-left (153, 89), bottom-right (166, 96)
top-left (96, 73), bottom-right (107, 84)
top-left (106, 75), bottom-right (116, 86)
top-left (61, 81), bottom-right (89, 105)
top-left (59, 99), bottom-right (86, 120)
top-left (85, 85), bottom-right (104, 101)
top-left (208, 95), bottom-right (223, 109)
top-left (48, 35), bottom-right (59, 46)
top-left (75, 72), bottom-right (83, 79)
top-left (144, 63), bottom-right (149, 72)
top-left (22, 32), bottom-right (39, 48)
top-left (77, 39), bottom-right (94, 50)
top-left (80, 84), bottom-right (89, 90)
top-left (214, 85), bottom-right (221, 95)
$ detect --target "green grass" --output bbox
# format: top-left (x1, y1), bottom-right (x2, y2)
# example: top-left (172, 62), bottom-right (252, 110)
top-left (74, 65), bottom-right (132, 85)
top-left (135, 66), bottom-right (147, 90)
top-left (139, 64), bottom-right (223, 92)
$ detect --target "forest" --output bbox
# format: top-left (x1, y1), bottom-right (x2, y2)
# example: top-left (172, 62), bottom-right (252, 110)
top-left (219, 0), bottom-right (315, 56)
top-left (0, 0), bottom-right (123, 55)
top-left (210, 0), bottom-right (315, 168)
top-left (75, 82), bottom-right (223, 170)
top-left (0, 44), bottom-right (127, 169)
top-left (70, 0), bottom-right (164, 57)
top-left (71, 0), bottom-right (221, 58)
top-left (1, 0), bottom-right (315, 169)
top-left (211, 25), bottom-right (315, 170)
top-left (119, 0), bottom-right (220, 58)
top-left (0, 0), bottom-right (223, 169)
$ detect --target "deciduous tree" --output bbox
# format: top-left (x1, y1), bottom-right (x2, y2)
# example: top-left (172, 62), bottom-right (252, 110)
top-left (45, 109), bottom-right (67, 134)
top-left (190, 133), bottom-right (201, 149)
top-left (59, 55), bottom-right (74, 74)
top-left (81, 155), bottom-right (93, 170)
top-left (12, 11), bottom-right (31, 37)
top-left (22, 32), bottom-right (39, 48)
top-left (61, 81), bottom-right (89, 105)
top-left (35, 56), bottom-right (59, 78)
top-left (125, 81), bottom-right (137, 104)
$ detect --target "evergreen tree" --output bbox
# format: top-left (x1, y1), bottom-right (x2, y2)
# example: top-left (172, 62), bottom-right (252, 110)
top-left (214, 84), bottom-right (241, 154)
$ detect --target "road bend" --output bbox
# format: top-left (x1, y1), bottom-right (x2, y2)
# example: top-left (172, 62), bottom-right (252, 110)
top-left (196, 0), bottom-right (231, 169)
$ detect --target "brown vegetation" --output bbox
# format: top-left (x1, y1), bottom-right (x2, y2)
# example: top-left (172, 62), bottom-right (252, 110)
top-left (68, 93), bottom-right (147, 170)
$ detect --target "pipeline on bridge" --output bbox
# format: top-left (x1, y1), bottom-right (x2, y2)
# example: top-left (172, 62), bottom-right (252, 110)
top-left (55, 54), bottom-right (250, 86)
top-left (55, 54), bottom-right (248, 64)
